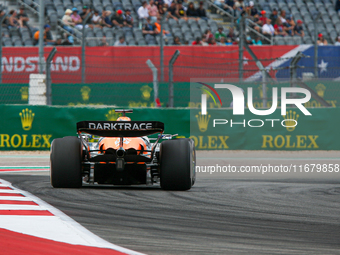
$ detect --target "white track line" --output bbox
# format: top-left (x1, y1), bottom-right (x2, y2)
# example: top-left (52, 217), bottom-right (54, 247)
top-left (0, 179), bottom-right (145, 255)
top-left (0, 196), bottom-right (33, 201)
top-left (0, 190), bottom-right (23, 193)
top-left (0, 205), bottom-right (43, 210)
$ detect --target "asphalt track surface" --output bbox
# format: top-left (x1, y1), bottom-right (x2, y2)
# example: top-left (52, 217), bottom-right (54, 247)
top-left (1, 151), bottom-right (340, 255)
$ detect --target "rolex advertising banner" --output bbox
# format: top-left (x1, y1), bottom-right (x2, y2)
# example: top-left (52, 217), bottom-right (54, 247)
top-left (0, 104), bottom-right (339, 151)
top-left (1, 80), bottom-right (339, 108)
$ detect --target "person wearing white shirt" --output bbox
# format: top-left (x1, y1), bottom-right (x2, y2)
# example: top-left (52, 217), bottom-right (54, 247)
top-left (138, 1), bottom-right (149, 19)
top-left (262, 18), bottom-right (275, 36)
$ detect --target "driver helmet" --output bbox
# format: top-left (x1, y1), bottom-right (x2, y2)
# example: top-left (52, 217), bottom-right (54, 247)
top-left (117, 116), bottom-right (131, 121)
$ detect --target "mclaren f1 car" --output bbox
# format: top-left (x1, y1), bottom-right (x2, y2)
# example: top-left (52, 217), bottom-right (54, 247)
top-left (50, 109), bottom-right (196, 191)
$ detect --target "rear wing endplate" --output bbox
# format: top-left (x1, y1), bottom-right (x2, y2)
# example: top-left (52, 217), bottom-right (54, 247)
top-left (77, 121), bottom-right (164, 137)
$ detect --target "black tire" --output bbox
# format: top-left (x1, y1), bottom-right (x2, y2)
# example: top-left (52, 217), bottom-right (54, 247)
top-left (50, 136), bottom-right (82, 188)
top-left (160, 138), bottom-right (196, 191)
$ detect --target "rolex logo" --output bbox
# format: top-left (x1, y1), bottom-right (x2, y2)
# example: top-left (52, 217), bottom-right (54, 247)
top-left (105, 110), bottom-right (122, 121)
top-left (20, 87), bottom-right (28, 101)
top-left (315, 83), bottom-right (326, 98)
top-left (283, 110), bottom-right (299, 132)
top-left (80, 86), bottom-right (91, 101)
top-left (140, 85), bottom-right (152, 100)
top-left (19, 108), bottom-right (35, 131)
top-left (196, 111), bottom-right (210, 132)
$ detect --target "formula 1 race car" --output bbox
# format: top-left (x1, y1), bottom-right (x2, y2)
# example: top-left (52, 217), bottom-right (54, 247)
top-left (50, 109), bottom-right (196, 191)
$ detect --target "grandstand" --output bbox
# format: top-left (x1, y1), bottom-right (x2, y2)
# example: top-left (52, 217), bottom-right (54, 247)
top-left (0, 0), bottom-right (340, 46)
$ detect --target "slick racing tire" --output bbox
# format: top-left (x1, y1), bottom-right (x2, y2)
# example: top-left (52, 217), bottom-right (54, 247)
top-left (50, 136), bottom-right (82, 188)
top-left (160, 138), bottom-right (196, 191)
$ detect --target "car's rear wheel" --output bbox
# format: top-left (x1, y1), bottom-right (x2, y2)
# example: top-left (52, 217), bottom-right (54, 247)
top-left (160, 138), bottom-right (196, 191)
top-left (50, 136), bottom-right (82, 188)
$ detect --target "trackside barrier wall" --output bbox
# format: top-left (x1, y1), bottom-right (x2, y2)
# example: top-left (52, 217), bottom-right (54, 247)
top-left (0, 105), bottom-right (339, 151)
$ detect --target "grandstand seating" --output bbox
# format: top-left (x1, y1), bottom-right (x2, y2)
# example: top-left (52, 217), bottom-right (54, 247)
top-left (1, 0), bottom-right (340, 46)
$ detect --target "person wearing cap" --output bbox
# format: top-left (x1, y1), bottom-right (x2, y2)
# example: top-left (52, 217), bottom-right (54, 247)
top-left (62, 9), bottom-right (75, 33)
top-left (147, 0), bottom-right (159, 23)
top-left (142, 17), bottom-right (159, 35)
top-left (317, 33), bottom-right (328, 45)
top-left (80, 6), bottom-right (94, 28)
top-left (284, 16), bottom-right (294, 35)
top-left (138, 1), bottom-right (149, 20)
top-left (112, 10), bottom-right (126, 28)
top-left (269, 8), bottom-right (278, 26)
top-left (259, 10), bottom-right (267, 26)
top-left (33, 24), bottom-right (55, 46)
top-left (293, 19), bottom-right (304, 37)
top-left (125, 9), bottom-right (133, 27)
top-left (215, 26), bottom-right (226, 42)
top-left (71, 7), bottom-right (84, 29)
top-left (17, 7), bottom-right (29, 28)
top-left (249, 1), bottom-right (258, 17)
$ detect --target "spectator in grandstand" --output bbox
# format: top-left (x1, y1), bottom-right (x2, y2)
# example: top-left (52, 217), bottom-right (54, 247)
top-left (33, 24), bottom-right (55, 46)
top-left (258, 10), bottom-right (267, 26)
top-left (177, 0), bottom-right (187, 21)
top-left (125, 9), bottom-right (134, 27)
top-left (317, 33), bottom-right (328, 45)
top-left (17, 7), bottom-right (29, 28)
top-left (335, 36), bottom-right (340, 45)
top-left (71, 8), bottom-right (84, 29)
top-left (158, 3), bottom-right (166, 16)
top-left (204, 29), bottom-right (214, 41)
top-left (197, 1), bottom-right (208, 21)
top-left (55, 36), bottom-right (73, 46)
top-left (101, 10), bottom-right (113, 28)
top-left (163, 0), bottom-right (172, 8)
top-left (173, 36), bottom-right (181, 45)
top-left (274, 18), bottom-right (287, 37)
top-left (92, 10), bottom-right (102, 27)
top-left (80, 6), bottom-right (94, 29)
top-left (62, 9), bottom-right (75, 33)
top-left (224, 0), bottom-right (236, 17)
top-left (100, 36), bottom-right (109, 46)
top-left (269, 8), bottom-right (278, 26)
top-left (284, 16), bottom-right (295, 35)
top-left (186, 2), bottom-right (198, 20)
top-left (335, 0), bottom-right (340, 13)
top-left (138, 1), bottom-right (149, 20)
top-left (114, 36), bottom-right (127, 46)
top-left (249, 1), bottom-right (258, 17)
top-left (155, 16), bottom-right (171, 35)
top-left (142, 17), bottom-right (159, 35)
top-left (262, 18), bottom-right (275, 36)
top-left (252, 36), bottom-right (262, 45)
top-left (167, 2), bottom-right (178, 21)
top-left (8, 10), bottom-right (22, 28)
top-left (192, 37), bottom-right (202, 45)
top-left (279, 10), bottom-right (287, 24)
top-left (112, 10), bottom-right (126, 28)
top-left (0, 9), bottom-right (7, 27)
top-left (207, 37), bottom-right (216, 45)
top-left (201, 35), bottom-right (209, 45)
top-left (215, 26), bottom-right (226, 41)
top-left (147, 0), bottom-right (159, 23)
top-left (226, 27), bottom-right (236, 42)
top-left (217, 37), bottom-right (226, 45)
top-left (293, 19), bottom-right (304, 37)
top-left (235, 0), bottom-right (245, 13)
top-left (246, 36), bottom-right (253, 45)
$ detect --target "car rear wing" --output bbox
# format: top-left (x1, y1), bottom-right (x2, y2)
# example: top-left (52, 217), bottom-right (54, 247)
top-left (77, 121), bottom-right (164, 137)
